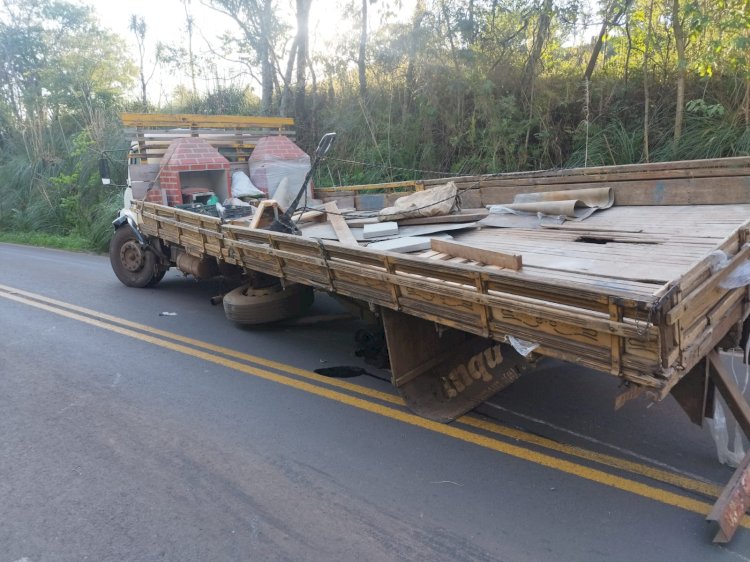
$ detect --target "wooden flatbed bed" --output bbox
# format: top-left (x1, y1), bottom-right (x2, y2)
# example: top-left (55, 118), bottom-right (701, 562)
top-left (137, 197), bottom-right (750, 396)
top-left (123, 140), bottom-right (750, 542)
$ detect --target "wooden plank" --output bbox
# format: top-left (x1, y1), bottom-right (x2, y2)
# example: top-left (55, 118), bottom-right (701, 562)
top-left (706, 350), bottom-right (750, 543)
top-left (396, 209), bottom-right (488, 226)
top-left (441, 166), bottom-right (750, 190)
top-left (121, 112), bottom-right (294, 129)
top-left (315, 180), bottom-right (418, 193)
top-left (609, 299), bottom-right (623, 376)
top-left (708, 350), bottom-right (750, 439)
top-left (667, 244), bottom-right (750, 324)
top-left (292, 209), bottom-right (325, 224)
top-left (707, 449), bottom-right (750, 543)
top-left (431, 238), bottom-right (522, 270)
top-left (324, 201), bottom-right (359, 246)
top-left (421, 157), bottom-right (750, 187)
top-left (479, 176), bottom-right (750, 206)
top-left (249, 200), bottom-right (279, 230)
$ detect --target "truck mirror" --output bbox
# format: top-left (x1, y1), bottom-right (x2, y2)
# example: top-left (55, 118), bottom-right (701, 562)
top-left (315, 132), bottom-right (336, 159)
top-left (99, 156), bottom-right (111, 186)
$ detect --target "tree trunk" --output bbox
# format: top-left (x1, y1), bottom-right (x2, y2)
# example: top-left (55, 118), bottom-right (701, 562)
top-left (672, 0), bottom-right (686, 144)
top-left (439, 0), bottom-right (461, 71)
top-left (583, 0), bottom-right (633, 82)
top-left (402, 2), bottom-right (424, 119)
top-left (279, 38), bottom-right (299, 117)
top-left (521, 0), bottom-right (552, 94)
top-left (624, 19), bottom-right (632, 90)
top-left (468, 0), bottom-right (475, 43)
top-left (130, 16), bottom-right (149, 110)
top-left (643, 0), bottom-right (655, 162)
top-left (358, 0), bottom-right (368, 100)
top-left (260, 0), bottom-right (274, 116)
top-left (307, 51), bottom-right (318, 142)
top-left (294, 0), bottom-right (312, 150)
top-left (182, 0), bottom-right (197, 94)
top-left (522, 0), bottom-right (553, 162)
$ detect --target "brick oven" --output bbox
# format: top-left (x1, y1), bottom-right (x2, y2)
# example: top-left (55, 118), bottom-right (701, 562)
top-left (248, 136), bottom-right (311, 199)
top-left (148, 137), bottom-right (231, 206)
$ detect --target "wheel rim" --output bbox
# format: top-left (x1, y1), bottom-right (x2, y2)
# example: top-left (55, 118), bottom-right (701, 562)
top-left (120, 240), bottom-right (146, 273)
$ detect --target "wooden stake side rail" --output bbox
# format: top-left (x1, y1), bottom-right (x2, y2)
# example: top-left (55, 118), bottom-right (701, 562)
top-left (134, 189), bottom-right (750, 393)
top-left (137, 202), bottom-right (672, 389)
top-left (137, 202), bottom-right (224, 259)
top-left (312, 157), bottom-right (750, 210)
top-left (133, 191), bottom-right (750, 400)
top-left (214, 219), bottom-right (670, 387)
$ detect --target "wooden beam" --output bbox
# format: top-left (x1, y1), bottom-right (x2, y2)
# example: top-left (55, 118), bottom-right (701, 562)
top-left (667, 244), bottom-right (750, 325)
top-left (249, 200), bottom-right (279, 230)
top-left (121, 112), bottom-right (294, 129)
top-left (707, 449), bottom-right (750, 543)
top-left (324, 202), bottom-right (359, 246)
top-left (315, 180), bottom-right (418, 193)
top-left (669, 359), bottom-right (712, 425)
top-left (430, 239), bottom-right (522, 270)
top-left (707, 350), bottom-right (750, 438)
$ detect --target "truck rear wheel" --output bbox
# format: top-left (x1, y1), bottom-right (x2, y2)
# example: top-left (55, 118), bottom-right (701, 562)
top-left (109, 226), bottom-right (164, 288)
top-left (223, 282), bottom-right (314, 325)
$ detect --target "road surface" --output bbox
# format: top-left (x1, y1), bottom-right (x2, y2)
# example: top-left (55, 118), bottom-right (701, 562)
top-left (1, 242), bottom-right (748, 561)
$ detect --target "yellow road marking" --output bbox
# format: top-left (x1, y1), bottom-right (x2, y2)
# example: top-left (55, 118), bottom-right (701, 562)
top-left (0, 283), bottom-right (401, 406)
top-left (0, 283), bottom-right (726, 500)
top-left (1, 287), bottom-right (747, 529)
top-left (458, 417), bottom-right (723, 499)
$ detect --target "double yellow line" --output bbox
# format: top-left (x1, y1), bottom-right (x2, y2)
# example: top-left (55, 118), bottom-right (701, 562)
top-left (0, 282), bottom-right (746, 530)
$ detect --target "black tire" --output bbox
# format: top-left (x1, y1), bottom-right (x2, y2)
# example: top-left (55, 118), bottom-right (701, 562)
top-left (146, 268), bottom-right (168, 287)
top-left (109, 226), bottom-right (164, 288)
top-left (223, 282), bottom-right (314, 325)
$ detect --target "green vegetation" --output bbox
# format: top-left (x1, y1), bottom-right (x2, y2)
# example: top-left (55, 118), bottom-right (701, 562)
top-left (1, 0), bottom-right (749, 250)
top-left (0, 231), bottom-right (92, 251)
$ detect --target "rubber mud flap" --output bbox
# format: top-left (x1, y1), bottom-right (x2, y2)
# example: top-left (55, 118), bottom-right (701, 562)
top-left (382, 308), bottom-right (529, 422)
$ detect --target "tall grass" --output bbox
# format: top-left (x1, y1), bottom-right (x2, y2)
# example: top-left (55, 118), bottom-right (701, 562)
top-left (0, 107), bottom-right (128, 252)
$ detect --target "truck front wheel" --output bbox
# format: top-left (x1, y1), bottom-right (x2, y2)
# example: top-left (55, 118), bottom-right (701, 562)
top-left (109, 227), bottom-right (165, 288)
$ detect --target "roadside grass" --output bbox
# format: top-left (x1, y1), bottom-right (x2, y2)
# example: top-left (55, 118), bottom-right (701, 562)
top-left (0, 231), bottom-right (100, 252)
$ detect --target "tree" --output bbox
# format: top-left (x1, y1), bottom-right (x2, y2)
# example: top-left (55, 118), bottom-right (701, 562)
top-left (129, 15), bottom-right (152, 109)
top-left (583, 0), bottom-right (634, 82)
top-left (181, 0), bottom-right (199, 94)
top-left (358, 0), bottom-right (377, 99)
top-left (294, 0), bottom-right (313, 148)
top-left (642, 0), bottom-right (655, 161)
top-left (205, 0), bottom-right (283, 115)
top-left (671, 0), bottom-right (687, 143)
top-left (0, 0), bottom-right (134, 123)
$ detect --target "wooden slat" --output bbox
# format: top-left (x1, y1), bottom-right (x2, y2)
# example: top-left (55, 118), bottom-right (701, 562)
top-left (479, 176), bottom-right (750, 206)
top-left (431, 239), bottom-right (522, 270)
top-left (421, 157), bottom-right (750, 186)
top-left (324, 202), bottom-right (359, 246)
top-left (314, 180), bottom-right (419, 193)
top-left (121, 112), bottom-right (294, 129)
top-left (667, 244), bottom-right (750, 325)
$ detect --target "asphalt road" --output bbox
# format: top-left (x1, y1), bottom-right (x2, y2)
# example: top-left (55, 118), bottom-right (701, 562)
top-left (1, 242), bottom-right (749, 561)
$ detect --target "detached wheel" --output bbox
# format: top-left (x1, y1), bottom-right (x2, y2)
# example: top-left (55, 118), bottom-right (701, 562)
top-left (223, 282), bottom-right (314, 325)
top-left (109, 226), bottom-right (164, 288)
